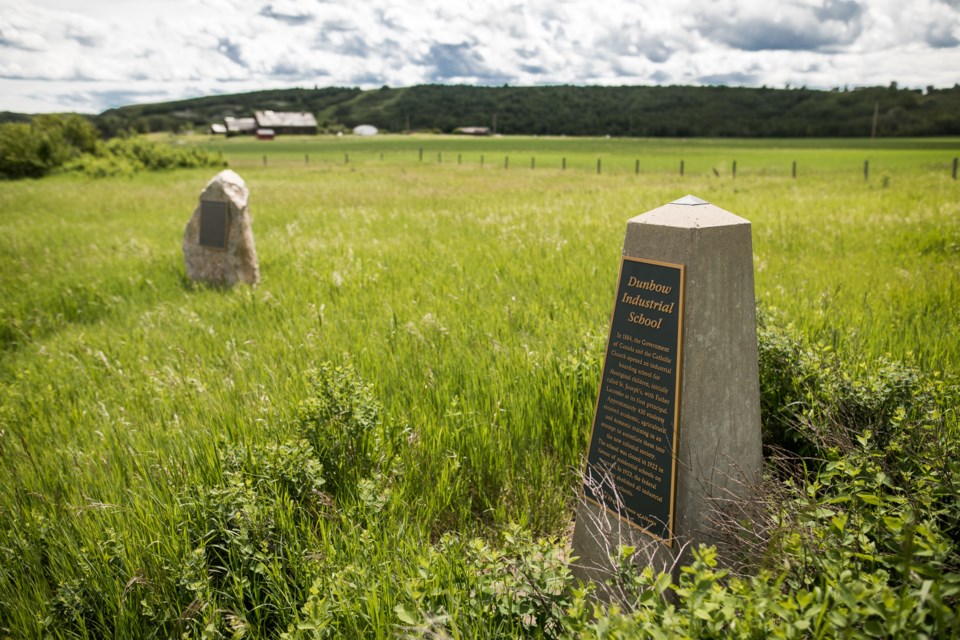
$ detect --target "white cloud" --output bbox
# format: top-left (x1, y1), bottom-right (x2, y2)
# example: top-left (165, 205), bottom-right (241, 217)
top-left (692, 0), bottom-right (867, 52)
top-left (0, 0), bottom-right (957, 113)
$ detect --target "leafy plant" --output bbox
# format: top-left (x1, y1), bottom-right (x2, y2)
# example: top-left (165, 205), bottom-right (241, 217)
top-left (66, 136), bottom-right (225, 177)
top-left (757, 308), bottom-right (944, 458)
top-left (180, 439), bottom-right (328, 637)
top-left (0, 114), bottom-right (98, 179)
top-left (295, 363), bottom-right (390, 498)
top-left (293, 523), bottom-right (574, 639)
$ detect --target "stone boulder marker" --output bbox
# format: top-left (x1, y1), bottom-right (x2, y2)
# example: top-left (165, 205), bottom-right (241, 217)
top-left (183, 169), bottom-right (260, 287)
top-left (571, 195), bottom-right (762, 594)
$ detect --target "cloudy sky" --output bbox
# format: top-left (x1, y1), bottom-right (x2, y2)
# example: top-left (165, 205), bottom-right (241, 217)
top-left (1, 0), bottom-right (958, 114)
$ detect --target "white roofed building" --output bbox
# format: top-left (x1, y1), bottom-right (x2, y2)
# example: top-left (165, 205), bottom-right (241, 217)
top-left (224, 117), bottom-right (257, 136)
top-left (254, 110), bottom-right (318, 135)
top-left (454, 126), bottom-right (491, 136)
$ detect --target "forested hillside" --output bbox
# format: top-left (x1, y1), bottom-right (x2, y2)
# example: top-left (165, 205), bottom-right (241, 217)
top-left (5, 84), bottom-right (960, 138)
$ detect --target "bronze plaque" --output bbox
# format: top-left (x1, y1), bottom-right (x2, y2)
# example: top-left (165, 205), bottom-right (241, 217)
top-left (199, 200), bottom-right (229, 249)
top-left (583, 256), bottom-right (685, 546)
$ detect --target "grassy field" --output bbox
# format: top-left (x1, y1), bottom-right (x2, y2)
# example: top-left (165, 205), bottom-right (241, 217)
top-left (196, 133), bottom-right (960, 368)
top-left (0, 135), bottom-right (958, 637)
top-left (209, 133), bottom-right (960, 177)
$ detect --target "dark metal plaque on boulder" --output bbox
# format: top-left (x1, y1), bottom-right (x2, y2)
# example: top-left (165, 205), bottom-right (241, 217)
top-left (583, 256), bottom-right (685, 545)
top-left (199, 200), bottom-right (229, 249)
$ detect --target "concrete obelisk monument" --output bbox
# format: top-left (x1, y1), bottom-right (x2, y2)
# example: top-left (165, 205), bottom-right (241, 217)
top-left (572, 195), bottom-right (762, 592)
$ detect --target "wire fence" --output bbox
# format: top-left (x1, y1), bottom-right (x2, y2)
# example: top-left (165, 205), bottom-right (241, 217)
top-left (231, 147), bottom-right (960, 180)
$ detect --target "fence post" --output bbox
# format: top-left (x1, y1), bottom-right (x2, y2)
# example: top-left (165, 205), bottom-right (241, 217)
top-left (344, 153), bottom-right (349, 164)
top-left (305, 154), bottom-right (309, 165)
top-left (531, 157), bottom-right (535, 170)
top-left (504, 156), bottom-right (509, 169)
top-left (562, 157), bottom-right (566, 170)
top-left (635, 159), bottom-right (639, 175)
top-left (953, 157), bottom-right (957, 180)
top-left (458, 153), bottom-right (462, 165)
top-left (597, 158), bottom-right (602, 175)
top-left (680, 160), bottom-right (684, 176)
top-left (437, 152), bottom-right (442, 163)
top-left (419, 147), bottom-right (423, 162)
top-left (792, 161), bottom-right (796, 179)
top-left (864, 160), bottom-right (869, 180)
top-left (481, 155), bottom-right (484, 167)
top-left (262, 155), bottom-right (267, 167)
top-left (380, 153), bottom-right (384, 161)
top-left (732, 160), bottom-right (737, 179)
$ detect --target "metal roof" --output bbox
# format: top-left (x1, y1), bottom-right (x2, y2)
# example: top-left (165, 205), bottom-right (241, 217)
top-left (254, 110), bottom-right (318, 128)
top-left (224, 117), bottom-right (257, 132)
top-left (455, 126), bottom-right (491, 135)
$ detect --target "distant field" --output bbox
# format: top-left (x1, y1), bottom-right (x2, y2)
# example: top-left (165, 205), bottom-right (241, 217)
top-left (193, 133), bottom-right (960, 177)
top-left (0, 135), bottom-right (958, 636)
top-left (180, 133), bottom-right (960, 368)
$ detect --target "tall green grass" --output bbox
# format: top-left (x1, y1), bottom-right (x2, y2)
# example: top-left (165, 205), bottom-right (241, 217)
top-left (0, 136), bottom-right (957, 637)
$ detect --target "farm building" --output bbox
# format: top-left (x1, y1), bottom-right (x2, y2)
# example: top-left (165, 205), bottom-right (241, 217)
top-left (209, 123), bottom-right (227, 135)
top-left (256, 128), bottom-right (275, 140)
top-left (254, 110), bottom-right (318, 135)
top-left (224, 117), bottom-right (257, 136)
top-left (454, 126), bottom-right (491, 136)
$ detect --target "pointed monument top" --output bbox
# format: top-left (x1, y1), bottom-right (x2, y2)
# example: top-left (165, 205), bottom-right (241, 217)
top-left (629, 196), bottom-right (751, 231)
top-left (671, 194), bottom-right (709, 206)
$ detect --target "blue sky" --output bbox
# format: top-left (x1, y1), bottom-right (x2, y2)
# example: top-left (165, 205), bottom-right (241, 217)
top-left (1, 0), bottom-right (958, 114)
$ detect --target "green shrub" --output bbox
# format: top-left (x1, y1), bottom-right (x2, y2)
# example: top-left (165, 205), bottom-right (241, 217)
top-left (64, 136), bottom-right (226, 177)
top-left (62, 152), bottom-right (140, 178)
top-left (0, 122), bottom-right (47, 178)
top-left (293, 524), bottom-right (574, 639)
top-left (561, 418), bottom-right (960, 637)
top-left (402, 525), bottom-right (572, 638)
top-left (295, 363), bottom-right (390, 497)
top-left (562, 542), bottom-right (959, 639)
top-left (0, 115), bottom-right (222, 179)
top-left (0, 114), bottom-right (99, 179)
top-left (32, 113), bottom-right (99, 163)
top-left (218, 438), bottom-right (328, 512)
top-left (97, 136), bottom-right (225, 172)
top-left (182, 439), bottom-right (328, 637)
top-left (757, 307), bottom-right (942, 458)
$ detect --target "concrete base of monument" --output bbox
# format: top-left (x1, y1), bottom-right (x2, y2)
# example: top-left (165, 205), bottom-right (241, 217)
top-left (570, 466), bottom-right (763, 603)
top-left (570, 500), bottom-right (681, 603)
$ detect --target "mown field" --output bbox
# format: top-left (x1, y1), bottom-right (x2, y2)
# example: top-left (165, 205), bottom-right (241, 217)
top-left (1, 135), bottom-right (958, 638)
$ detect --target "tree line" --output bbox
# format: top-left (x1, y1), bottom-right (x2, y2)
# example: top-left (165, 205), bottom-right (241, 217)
top-left (96, 84), bottom-right (960, 138)
top-left (3, 84), bottom-right (960, 140)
